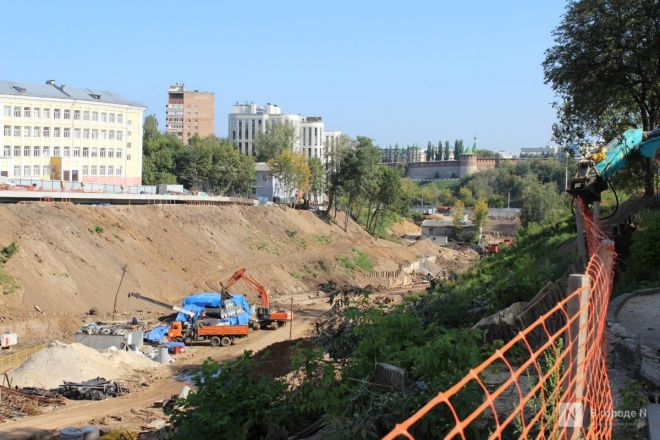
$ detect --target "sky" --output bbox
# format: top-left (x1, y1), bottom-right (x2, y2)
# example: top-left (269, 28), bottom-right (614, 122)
top-left (0, 0), bottom-right (567, 153)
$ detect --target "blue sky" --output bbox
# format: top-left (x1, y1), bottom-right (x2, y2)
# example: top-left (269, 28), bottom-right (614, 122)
top-left (0, 0), bottom-right (566, 153)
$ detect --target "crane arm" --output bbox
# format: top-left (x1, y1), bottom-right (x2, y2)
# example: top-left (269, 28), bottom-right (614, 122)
top-left (127, 291), bottom-right (195, 318)
top-left (568, 127), bottom-right (660, 203)
top-left (222, 268), bottom-right (271, 309)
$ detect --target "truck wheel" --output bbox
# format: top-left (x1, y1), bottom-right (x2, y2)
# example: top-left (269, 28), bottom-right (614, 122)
top-left (174, 337), bottom-right (184, 344)
top-left (278, 321), bottom-right (286, 327)
top-left (210, 336), bottom-right (221, 347)
top-left (252, 322), bottom-right (261, 330)
top-left (220, 336), bottom-right (232, 347)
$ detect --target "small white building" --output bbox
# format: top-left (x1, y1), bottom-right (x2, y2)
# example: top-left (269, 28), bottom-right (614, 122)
top-left (252, 162), bottom-right (290, 203)
top-left (420, 219), bottom-right (453, 245)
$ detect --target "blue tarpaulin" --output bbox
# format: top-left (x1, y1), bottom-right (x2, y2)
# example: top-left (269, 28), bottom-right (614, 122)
top-left (144, 324), bottom-right (171, 342)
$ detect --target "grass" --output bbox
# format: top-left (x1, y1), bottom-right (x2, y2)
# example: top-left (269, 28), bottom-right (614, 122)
top-left (313, 234), bottom-right (332, 245)
top-left (336, 249), bottom-right (374, 273)
top-left (290, 272), bottom-right (302, 280)
top-left (89, 225), bottom-right (104, 234)
top-left (0, 242), bottom-right (18, 263)
top-left (0, 267), bottom-right (19, 295)
top-left (285, 228), bottom-right (308, 249)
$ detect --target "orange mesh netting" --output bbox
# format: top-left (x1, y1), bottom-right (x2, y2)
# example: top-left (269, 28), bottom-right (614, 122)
top-left (384, 198), bottom-right (615, 439)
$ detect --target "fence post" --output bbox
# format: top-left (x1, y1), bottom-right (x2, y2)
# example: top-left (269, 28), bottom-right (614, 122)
top-left (564, 274), bottom-right (590, 438)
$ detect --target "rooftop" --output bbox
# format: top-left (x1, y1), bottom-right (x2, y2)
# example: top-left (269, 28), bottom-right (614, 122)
top-left (0, 80), bottom-right (145, 108)
top-left (255, 162), bottom-right (271, 172)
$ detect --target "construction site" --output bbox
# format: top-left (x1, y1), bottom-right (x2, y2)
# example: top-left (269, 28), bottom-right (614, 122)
top-left (0, 201), bottom-right (478, 438)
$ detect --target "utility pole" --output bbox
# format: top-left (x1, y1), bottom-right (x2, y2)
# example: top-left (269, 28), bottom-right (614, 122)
top-left (507, 190), bottom-right (511, 209)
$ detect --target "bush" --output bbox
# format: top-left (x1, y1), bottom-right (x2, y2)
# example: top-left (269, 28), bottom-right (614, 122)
top-left (89, 225), bottom-right (104, 234)
top-left (88, 307), bottom-right (98, 316)
top-left (0, 242), bottom-right (18, 263)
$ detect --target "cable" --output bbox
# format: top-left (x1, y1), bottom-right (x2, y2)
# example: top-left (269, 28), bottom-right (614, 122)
top-left (600, 178), bottom-right (619, 221)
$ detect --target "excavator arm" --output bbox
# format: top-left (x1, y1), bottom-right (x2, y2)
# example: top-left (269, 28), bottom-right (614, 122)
top-left (127, 291), bottom-right (195, 319)
top-left (222, 268), bottom-right (271, 309)
top-left (568, 127), bottom-right (660, 203)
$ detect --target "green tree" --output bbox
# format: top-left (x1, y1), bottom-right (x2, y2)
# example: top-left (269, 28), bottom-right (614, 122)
top-left (444, 141), bottom-right (451, 160)
top-left (308, 157), bottom-right (325, 206)
top-left (253, 121), bottom-right (296, 161)
top-left (143, 114), bottom-right (160, 143)
top-left (473, 198), bottom-right (489, 234)
top-left (269, 150), bottom-right (310, 207)
top-left (426, 141), bottom-right (433, 161)
top-left (543, 0), bottom-right (659, 196)
top-left (453, 139), bottom-right (464, 159)
top-left (520, 178), bottom-right (565, 226)
top-left (452, 199), bottom-right (465, 231)
top-left (457, 186), bottom-right (474, 206)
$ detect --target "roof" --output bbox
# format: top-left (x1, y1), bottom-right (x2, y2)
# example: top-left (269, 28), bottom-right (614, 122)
top-left (421, 219), bottom-right (453, 227)
top-left (254, 162), bottom-right (271, 172)
top-left (0, 80), bottom-right (145, 108)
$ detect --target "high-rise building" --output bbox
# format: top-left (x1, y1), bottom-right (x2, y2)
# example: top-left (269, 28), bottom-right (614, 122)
top-left (228, 102), bottom-right (339, 161)
top-left (0, 79), bottom-right (144, 185)
top-left (166, 84), bottom-right (214, 142)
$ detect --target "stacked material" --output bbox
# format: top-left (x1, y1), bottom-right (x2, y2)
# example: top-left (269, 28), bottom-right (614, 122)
top-left (57, 377), bottom-right (127, 400)
top-left (8, 341), bottom-right (159, 388)
top-left (79, 323), bottom-right (133, 335)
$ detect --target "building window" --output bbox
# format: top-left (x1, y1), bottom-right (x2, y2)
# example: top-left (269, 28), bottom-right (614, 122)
top-left (3, 106), bottom-right (10, 117)
top-left (126, 154), bottom-right (131, 160)
top-left (13, 107), bottom-right (21, 117)
top-left (82, 165), bottom-right (88, 176)
top-left (116, 166), bottom-right (122, 176)
top-left (108, 165), bottom-right (113, 175)
top-left (127, 142), bottom-right (132, 149)
top-left (232, 130), bottom-right (236, 140)
top-left (92, 111), bottom-right (98, 121)
top-left (23, 166), bottom-right (30, 177)
top-left (108, 148), bottom-right (114, 158)
top-left (99, 165), bottom-right (106, 176)
top-left (63, 128), bottom-right (70, 138)
top-left (100, 148), bottom-right (106, 158)
top-left (33, 165), bottom-right (40, 176)
top-left (73, 147), bottom-right (80, 157)
top-left (43, 108), bottom-right (50, 119)
top-left (100, 112), bottom-right (107, 123)
top-left (33, 108), bottom-right (40, 118)
top-left (23, 107), bottom-right (31, 118)
top-left (109, 130), bottom-right (115, 140)
top-left (13, 166), bottom-right (20, 177)
top-left (23, 127), bottom-right (30, 137)
top-left (13, 126), bottom-right (20, 136)
top-left (42, 146), bottom-right (50, 157)
top-left (43, 127), bottom-right (50, 137)
top-left (53, 146), bottom-right (60, 156)
top-left (82, 147), bottom-right (89, 157)
top-left (3, 146), bottom-right (10, 157)
top-left (83, 129), bottom-right (90, 139)
top-left (53, 109), bottom-right (61, 119)
top-left (63, 109), bottom-right (70, 120)
top-left (43, 165), bottom-right (50, 176)
top-left (117, 114), bottom-right (123, 124)
top-left (14, 146), bottom-right (20, 157)
top-left (91, 147), bottom-right (98, 157)
top-left (63, 147), bottom-right (70, 157)
top-left (83, 111), bottom-right (90, 121)
top-left (91, 165), bottom-right (97, 176)
top-left (101, 130), bottom-right (107, 140)
top-left (33, 146), bottom-right (40, 157)
top-left (3, 126), bottom-right (9, 136)
top-left (73, 110), bottom-right (80, 120)
top-left (238, 121), bottom-right (242, 139)
top-left (117, 131), bottom-right (123, 140)
top-left (116, 149), bottom-right (122, 158)
top-left (108, 113), bottom-right (115, 123)
top-left (23, 146), bottom-right (30, 157)
top-left (33, 127), bottom-right (40, 137)
top-left (53, 127), bottom-right (61, 137)
top-left (92, 129), bottom-right (98, 139)
top-left (127, 119), bottom-right (132, 126)
top-left (73, 128), bottom-right (80, 139)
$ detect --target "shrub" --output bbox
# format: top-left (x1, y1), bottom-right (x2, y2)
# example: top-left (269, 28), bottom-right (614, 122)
top-left (0, 242), bottom-right (18, 263)
top-left (89, 225), bottom-right (104, 234)
top-left (88, 307), bottom-right (98, 316)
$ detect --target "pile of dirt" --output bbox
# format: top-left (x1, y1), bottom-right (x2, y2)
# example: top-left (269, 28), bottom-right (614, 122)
top-left (388, 220), bottom-right (421, 237)
top-left (8, 341), bottom-right (160, 388)
top-left (251, 337), bottom-right (316, 378)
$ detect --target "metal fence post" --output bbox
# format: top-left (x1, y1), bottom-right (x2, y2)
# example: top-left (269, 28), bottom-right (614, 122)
top-left (565, 273), bottom-right (590, 439)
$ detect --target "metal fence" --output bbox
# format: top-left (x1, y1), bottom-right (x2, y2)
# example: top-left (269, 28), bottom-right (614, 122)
top-left (9, 179), bottom-right (159, 194)
top-left (0, 343), bottom-right (48, 374)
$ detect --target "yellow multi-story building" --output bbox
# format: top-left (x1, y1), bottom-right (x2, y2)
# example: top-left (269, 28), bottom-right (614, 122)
top-left (0, 80), bottom-right (145, 185)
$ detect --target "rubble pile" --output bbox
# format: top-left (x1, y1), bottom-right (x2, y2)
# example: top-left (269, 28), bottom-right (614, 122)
top-left (56, 377), bottom-right (128, 400)
top-left (79, 322), bottom-right (134, 336)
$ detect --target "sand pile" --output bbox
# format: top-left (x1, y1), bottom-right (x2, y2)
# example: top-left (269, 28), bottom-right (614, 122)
top-left (8, 341), bottom-right (160, 388)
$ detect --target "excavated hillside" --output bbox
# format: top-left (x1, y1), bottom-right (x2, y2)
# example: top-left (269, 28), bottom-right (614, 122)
top-left (0, 203), bottom-right (441, 342)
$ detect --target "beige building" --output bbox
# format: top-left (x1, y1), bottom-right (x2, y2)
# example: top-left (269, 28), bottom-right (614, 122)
top-left (0, 80), bottom-right (145, 185)
top-left (166, 84), bottom-right (215, 143)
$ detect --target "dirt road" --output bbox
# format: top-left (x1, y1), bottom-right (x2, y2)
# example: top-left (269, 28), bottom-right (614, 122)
top-left (0, 304), bottom-right (327, 439)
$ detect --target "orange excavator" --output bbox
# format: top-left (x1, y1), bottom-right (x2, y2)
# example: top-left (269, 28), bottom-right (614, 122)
top-left (222, 268), bottom-right (292, 330)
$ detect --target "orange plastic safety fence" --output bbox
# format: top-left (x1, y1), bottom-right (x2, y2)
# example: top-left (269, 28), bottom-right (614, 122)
top-left (384, 198), bottom-right (615, 439)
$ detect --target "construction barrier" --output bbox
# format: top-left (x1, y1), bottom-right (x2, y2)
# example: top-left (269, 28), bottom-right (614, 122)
top-left (0, 343), bottom-right (48, 375)
top-left (384, 198), bottom-right (615, 439)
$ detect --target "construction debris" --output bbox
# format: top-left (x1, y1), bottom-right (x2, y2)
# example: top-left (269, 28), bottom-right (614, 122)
top-left (57, 377), bottom-right (128, 400)
top-left (0, 383), bottom-right (64, 422)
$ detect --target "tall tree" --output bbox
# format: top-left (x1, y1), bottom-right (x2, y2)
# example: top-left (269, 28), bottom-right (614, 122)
top-left (308, 157), bottom-right (325, 206)
top-left (268, 150), bottom-right (310, 207)
top-left (143, 114), bottom-right (160, 143)
top-left (253, 122), bottom-right (296, 161)
top-left (444, 141), bottom-right (451, 160)
top-left (543, 0), bottom-right (660, 196)
top-left (453, 139), bottom-right (464, 159)
top-left (473, 198), bottom-right (489, 235)
top-left (436, 141), bottom-right (443, 160)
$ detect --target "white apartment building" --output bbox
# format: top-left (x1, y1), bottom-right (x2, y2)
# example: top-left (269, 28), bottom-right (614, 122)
top-left (0, 80), bottom-right (144, 185)
top-left (228, 102), bottom-right (340, 162)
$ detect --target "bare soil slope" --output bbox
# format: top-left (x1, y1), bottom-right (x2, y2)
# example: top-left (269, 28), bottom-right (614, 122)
top-left (0, 203), bottom-right (434, 340)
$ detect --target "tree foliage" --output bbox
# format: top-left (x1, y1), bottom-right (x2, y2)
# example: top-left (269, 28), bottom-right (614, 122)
top-left (473, 198), bottom-right (489, 231)
top-left (543, 0), bottom-right (659, 195)
top-left (254, 122), bottom-right (296, 162)
top-left (268, 150), bottom-right (310, 206)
